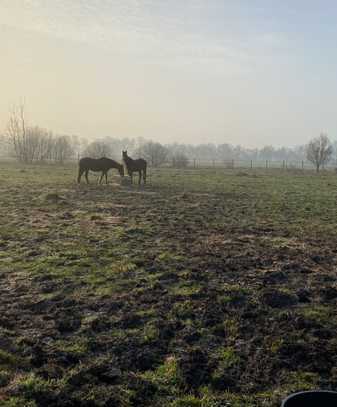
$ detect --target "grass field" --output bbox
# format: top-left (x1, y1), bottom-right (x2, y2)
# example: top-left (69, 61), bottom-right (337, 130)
top-left (1, 162), bottom-right (337, 406)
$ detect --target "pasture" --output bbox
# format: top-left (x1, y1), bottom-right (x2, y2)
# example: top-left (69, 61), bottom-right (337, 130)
top-left (1, 162), bottom-right (337, 406)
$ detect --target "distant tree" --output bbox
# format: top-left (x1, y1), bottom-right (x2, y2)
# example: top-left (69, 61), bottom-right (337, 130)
top-left (172, 153), bottom-right (189, 168)
top-left (0, 132), bottom-right (10, 157)
top-left (193, 143), bottom-right (217, 161)
top-left (259, 145), bottom-right (275, 161)
top-left (138, 141), bottom-right (168, 167)
top-left (5, 103), bottom-right (77, 164)
top-left (25, 126), bottom-right (48, 162)
top-left (52, 135), bottom-right (74, 163)
top-left (69, 135), bottom-right (81, 159)
top-left (217, 143), bottom-right (233, 160)
top-left (306, 133), bottom-right (333, 172)
top-left (35, 129), bottom-right (54, 161)
top-left (83, 140), bottom-right (112, 158)
top-left (5, 104), bottom-right (48, 163)
top-left (332, 140), bottom-right (337, 163)
top-left (6, 106), bottom-right (50, 163)
top-left (6, 103), bottom-right (30, 162)
top-left (78, 137), bottom-right (88, 158)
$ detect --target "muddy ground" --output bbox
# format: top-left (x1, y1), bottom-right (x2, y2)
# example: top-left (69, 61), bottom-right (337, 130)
top-left (1, 164), bottom-right (337, 406)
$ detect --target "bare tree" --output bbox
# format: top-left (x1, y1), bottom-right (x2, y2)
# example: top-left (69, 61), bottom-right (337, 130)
top-left (0, 133), bottom-right (9, 157)
top-left (13, 125), bottom-right (53, 163)
top-left (83, 140), bottom-right (112, 158)
top-left (39, 131), bottom-right (55, 161)
top-left (306, 133), bottom-right (333, 172)
top-left (52, 135), bottom-right (74, 163)
top-left (6, 103), bottom-right (29, 162)
top-left (172, 153), bottom-right (189, 168)
top-left (5, 105), bottom-right (50, 163)
top-left (5, 105), bottom-right (76, 164)
top-left (137, 141), bottom-right (168, 167)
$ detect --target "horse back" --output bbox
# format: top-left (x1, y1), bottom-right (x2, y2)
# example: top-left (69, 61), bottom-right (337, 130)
top-left (79, 157), bottom-right (94, 168)
top-left (134, 158), bottom-right (147, 169)
top-left (79, 157), bottom-right (111, 171)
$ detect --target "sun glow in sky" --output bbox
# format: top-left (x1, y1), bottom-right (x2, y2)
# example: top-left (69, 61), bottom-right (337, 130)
top-left (1, 1), bottom-right (337, 146)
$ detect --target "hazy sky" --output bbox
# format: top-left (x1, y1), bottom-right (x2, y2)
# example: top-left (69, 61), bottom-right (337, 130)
top-left (1, 1), bottom-right (337, 147)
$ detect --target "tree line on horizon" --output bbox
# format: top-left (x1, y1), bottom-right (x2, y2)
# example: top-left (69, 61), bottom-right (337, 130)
top-left (0, 104), bottom-right (336, 171)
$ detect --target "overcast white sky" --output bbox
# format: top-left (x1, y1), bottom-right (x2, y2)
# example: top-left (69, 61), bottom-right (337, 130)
top-left (1, 1), bottom-right (337, 147)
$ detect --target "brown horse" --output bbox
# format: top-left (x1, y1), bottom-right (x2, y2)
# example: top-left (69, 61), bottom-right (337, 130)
top-left (122, 151), bottom-right (147, 185)
top-left (78, 157), bottom-right (124, 184)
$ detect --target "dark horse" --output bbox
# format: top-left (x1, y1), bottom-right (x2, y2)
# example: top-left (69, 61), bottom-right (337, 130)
top-left (78, 157), bottom-right (124, 184)
top-left (122, 151), bottom-right (147, 185)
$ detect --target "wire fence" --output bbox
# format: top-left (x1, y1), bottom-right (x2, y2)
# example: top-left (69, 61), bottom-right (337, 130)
top-left (172, 159), bottom-right (337, 171)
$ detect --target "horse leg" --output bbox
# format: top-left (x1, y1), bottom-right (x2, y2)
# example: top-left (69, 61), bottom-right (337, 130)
top-left (130, 172), bottom-right (133, 184)
top-left (99, 172), bottom-right (104, 184)
top-left (78, 168), bottom-right (84, 183)
top-left (143, 167), bottom-right (147, 184)
top-left (85, 170), bottom-right (89, 184)
top-left (138, 170), bottom-right (142, 185)
top-left (105, 171), bottom-right (108, 184)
